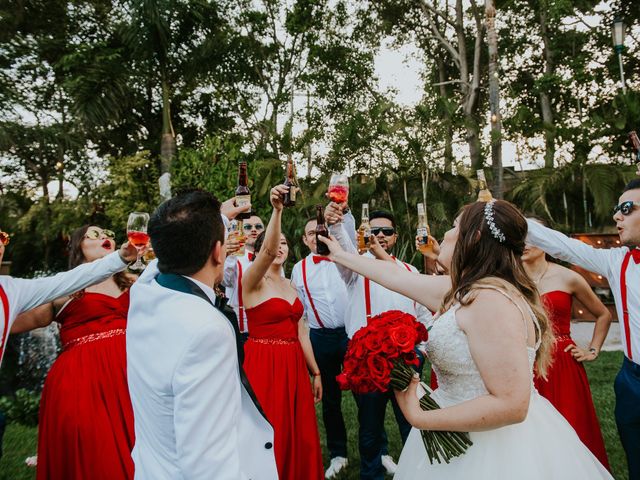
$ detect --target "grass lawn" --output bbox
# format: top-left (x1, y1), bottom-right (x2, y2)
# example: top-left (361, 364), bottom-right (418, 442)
top-left (0, 351), bottom-right (629, 479)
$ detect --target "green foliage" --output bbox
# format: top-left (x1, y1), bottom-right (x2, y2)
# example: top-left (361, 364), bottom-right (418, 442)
top-left (0, 389), bottom-right (41, 427)
top-left (99, 152), bottom-right (160, 235)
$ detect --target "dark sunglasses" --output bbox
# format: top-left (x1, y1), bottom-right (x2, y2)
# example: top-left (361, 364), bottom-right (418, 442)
top-left (371, 227), bottom-right (396, 236)
top-left (0, 231), bottom-right (10, 246)
top-left (612, 201), bottom-right (640, 216)
top-left (243, 223), bottom-right (264, 231)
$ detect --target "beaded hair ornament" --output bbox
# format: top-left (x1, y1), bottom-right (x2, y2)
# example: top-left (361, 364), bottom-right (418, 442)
top-left (483, 200), bottom-right (506, 243)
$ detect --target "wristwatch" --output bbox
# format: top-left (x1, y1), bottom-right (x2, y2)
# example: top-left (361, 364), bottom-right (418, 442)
top-left (588, 347), bottom-right (598, 357)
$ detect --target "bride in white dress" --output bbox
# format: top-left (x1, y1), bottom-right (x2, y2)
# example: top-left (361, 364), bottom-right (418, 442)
top-left (320, 199), bottom-right (612, 479)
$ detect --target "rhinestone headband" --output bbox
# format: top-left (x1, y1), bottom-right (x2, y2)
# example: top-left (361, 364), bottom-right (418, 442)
top-left (484, 200), bottom-right (506, 243)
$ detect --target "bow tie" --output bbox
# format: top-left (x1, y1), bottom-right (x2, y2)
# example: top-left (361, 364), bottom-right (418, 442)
top-left (632, 249), bottom-right (640, 264)
top-left (312, 256), bottom-right (332, 264)
top-left (248, 252), bottom-right (255, 261)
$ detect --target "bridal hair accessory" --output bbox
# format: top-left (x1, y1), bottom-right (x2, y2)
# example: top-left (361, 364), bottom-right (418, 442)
top-left (484, 200), bottom-right (506, 243)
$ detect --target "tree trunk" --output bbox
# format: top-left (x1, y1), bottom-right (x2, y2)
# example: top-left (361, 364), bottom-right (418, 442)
top-left (159, 78), bottom-right (176, 201)
top-left (465, 117), bottom-right (483, 171)
top-left (436, 52), bottom-right (454, 173)
top-left (538, 2), bottom-right (556, 168)
top-left (485, 0), bottom-right (503, 198)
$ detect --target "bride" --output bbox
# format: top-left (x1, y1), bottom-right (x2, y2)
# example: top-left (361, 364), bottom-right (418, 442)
top-left (320, 199), bottom-right (611, 479)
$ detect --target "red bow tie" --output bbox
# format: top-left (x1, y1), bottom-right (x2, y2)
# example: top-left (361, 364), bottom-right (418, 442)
top-left (313, 256), bottom-right (332, 264)
top-left (248, 252), bottom-right (255, 261)
top-left (632, 249), bottom-right (640, 264)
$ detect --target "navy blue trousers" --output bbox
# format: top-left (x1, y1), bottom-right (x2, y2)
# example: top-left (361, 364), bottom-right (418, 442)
top-left (310, 326), bottom-right (349, 460)
top-left (354, 351), bottom-right (424, 480)
top-left (615, 357), bottom-right (640, 480)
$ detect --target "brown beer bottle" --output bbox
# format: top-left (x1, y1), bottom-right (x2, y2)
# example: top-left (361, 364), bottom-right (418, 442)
top-left (315, 205), bottom-right (330, 255)
top-left (282, 157), bottom-right (297, 207)
top-left (357, 203), bottom-right (371, 254)
top-left (235, 161), bottom-right (251, 220)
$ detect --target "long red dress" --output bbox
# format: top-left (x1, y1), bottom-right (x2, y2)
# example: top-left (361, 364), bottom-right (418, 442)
top-left (534, 290), bottom-right (610, 470)
top-left (37, 291), bottom-right (135, 480)
top-left (243, 297), bottom-right (324, 480)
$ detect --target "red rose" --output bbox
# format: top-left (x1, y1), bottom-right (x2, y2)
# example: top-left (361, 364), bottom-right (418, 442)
top-left (336, 373), bottom-right (351, 391)
top-left (415, 322), bottom-right (429, 342)
top-left (366, 355), bottom-right (393, 391)
top-left (388, 324), bottom-right (417, 353)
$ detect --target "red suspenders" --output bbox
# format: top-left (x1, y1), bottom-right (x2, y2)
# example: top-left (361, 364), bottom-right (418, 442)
top-left (0, 285), bottom-right (10, 360)
top-left (364, 259), bottom-right (413, 320)
top-left (620, 251), bottom-right (634, 360)
top-left (301, 258), bottom-right (326, 328)
top-left (237, 260), bottom-right (246, 332)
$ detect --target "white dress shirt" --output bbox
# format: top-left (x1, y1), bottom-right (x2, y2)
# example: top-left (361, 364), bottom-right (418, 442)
top-left (0, 251), bottom-right (127, 366)
top-left (527, 219), bottom-right (640, 365)
top-left (328, 218), bottom-right (432, 338)
top-left (222, 250), bottom-right (253, 333)
top-left (127, 260), bottom-right (277, 480)
top-left (291, 253), bottom-right (348, 329)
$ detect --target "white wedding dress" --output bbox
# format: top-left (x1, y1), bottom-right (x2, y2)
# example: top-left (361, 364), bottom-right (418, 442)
top-left (395, 287), bottom-right (612, 479)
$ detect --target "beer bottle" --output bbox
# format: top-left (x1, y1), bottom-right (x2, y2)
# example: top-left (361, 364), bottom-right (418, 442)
top-left (315, 205), bottom-right (330, 255)
top-left (357, 203), bottom-right (371, 254)
top-left (282, 157), bottom-right (297, 207)
top-left (235, 161), bottom-right (251, 220)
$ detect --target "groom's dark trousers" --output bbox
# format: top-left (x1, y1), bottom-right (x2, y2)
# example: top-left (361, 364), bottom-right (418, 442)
top-left (310, 326), bottom-right (349, 460)
top-left (615, 357), bottom-right (640, 480)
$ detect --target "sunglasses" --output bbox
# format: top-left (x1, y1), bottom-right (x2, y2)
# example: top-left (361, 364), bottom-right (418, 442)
top-left (243, 223), bottom-right (264, 232)
top-left (612, 201), bottom-right (640, 216)
top-left (84, 227), bottom-right (115, 240)
top-left (0, 231), bottom-right (10, 246)
top-left (371, 227), bottom-right (396, 236)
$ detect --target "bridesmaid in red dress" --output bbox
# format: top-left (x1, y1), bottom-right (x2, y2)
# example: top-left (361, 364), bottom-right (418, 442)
top-left (14, 225), bottom-right (136, 479)
top-left (522, 227), bottom-right (612, 469)
top-left (241, 185), bottom-right (324, 480)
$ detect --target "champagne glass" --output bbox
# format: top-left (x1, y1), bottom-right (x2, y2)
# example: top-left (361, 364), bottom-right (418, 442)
top-left (127, 212), bottom-right (150, 270)
top-left (328, 173), bottom-right (349, 204)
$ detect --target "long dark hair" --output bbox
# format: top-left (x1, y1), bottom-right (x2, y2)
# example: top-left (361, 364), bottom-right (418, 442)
top-left (68, 225), bottom-right (132, 292)
top-left (442, 200), bottom-right (554, 376)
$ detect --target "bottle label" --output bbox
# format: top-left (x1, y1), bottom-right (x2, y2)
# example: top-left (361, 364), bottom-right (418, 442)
top-left (417, 227), bottom-right (429, 244)
top-left (290, 186), bottom-right (297, 201)
top-left (236, 195), bottom-right (251, 208)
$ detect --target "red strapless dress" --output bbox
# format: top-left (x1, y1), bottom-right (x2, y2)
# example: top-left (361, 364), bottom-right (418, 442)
top-left (37, 292), bottom-right (135, 480)
top-left (534, 291), bottom-right (610, 470)
top-left (243, 297), bottom-right (324, 480)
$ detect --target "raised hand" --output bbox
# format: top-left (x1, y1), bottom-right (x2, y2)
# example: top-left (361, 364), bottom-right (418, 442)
top-left (316, 234), bottom-right (344, 259)
top-left (221, 197), bottom-right (251, 220)
top-left (119, 241), bottom-right (146, 263)
top-left (270, 185), bottom-right (288, 211)
top-left (324, 202), bottom-right (344, 225)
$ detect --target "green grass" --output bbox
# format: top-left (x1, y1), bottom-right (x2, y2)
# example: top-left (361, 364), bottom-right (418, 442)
top-left (0, 351), bottom-right (629, 479)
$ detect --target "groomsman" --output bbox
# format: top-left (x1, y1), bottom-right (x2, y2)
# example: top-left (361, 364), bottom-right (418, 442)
top-left (326, 205), bottom-right (432, 480)
top-left (291, 217), bottom-right (350, 479)
top-left (526, 179), bottom-right (640, 480)
top-left (222, 214), bottom-right (265, 342)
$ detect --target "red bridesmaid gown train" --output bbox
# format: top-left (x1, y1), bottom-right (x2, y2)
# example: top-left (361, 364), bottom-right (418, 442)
top-left (37, 292), bottom-right (135, 480)
top-left (243, 297), bottom-right (324, 480)
top-left (534, 290), bottom-right (610, 470)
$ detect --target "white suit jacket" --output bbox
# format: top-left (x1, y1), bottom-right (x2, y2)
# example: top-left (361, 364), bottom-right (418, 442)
top-left (127, 260), bottom-right (278, 480)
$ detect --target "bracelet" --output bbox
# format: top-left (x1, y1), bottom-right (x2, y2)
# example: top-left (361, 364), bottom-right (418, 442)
top-left (311, 371), bottom-right (321, 377)
top-left (589, 347), bottom-right (598, 357)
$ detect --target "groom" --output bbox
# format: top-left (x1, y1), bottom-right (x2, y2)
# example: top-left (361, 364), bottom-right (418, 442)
top-left (127, 190), bottom-right (278, 479)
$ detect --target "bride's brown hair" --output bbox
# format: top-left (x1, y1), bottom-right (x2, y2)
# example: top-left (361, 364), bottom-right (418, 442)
top-left (441, 200), bottom-right (554, 376)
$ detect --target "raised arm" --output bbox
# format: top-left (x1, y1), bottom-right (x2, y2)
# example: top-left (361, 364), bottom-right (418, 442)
top-left (12, 245), bottom-right (136, 315)
top-left (318, 235), bottom-right (451, 313)
top-left (11, 303), bottom-right (55, 334)
top-left (526, 220), bottom-right (619, 278)
top-left (241, 185), bottom-right (286, 292)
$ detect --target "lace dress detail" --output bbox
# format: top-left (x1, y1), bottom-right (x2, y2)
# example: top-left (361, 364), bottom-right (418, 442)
top-left (425, 286), bottom-right (539, 405)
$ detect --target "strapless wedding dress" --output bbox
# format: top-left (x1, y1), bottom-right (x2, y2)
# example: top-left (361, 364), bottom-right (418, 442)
top-left (395, 288), bottom-right (612, 479)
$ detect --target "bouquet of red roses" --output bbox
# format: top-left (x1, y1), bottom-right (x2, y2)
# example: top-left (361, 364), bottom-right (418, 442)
top-left (336, 310), bottom-right (472, 464)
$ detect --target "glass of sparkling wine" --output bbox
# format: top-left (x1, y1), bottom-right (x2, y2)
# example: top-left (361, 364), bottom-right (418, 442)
top-left (127, 212), bottom-right (150, 270)
top-left (328, 173), bottom-right (349, 204)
